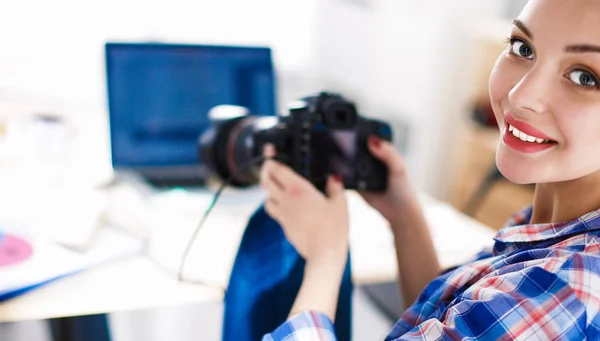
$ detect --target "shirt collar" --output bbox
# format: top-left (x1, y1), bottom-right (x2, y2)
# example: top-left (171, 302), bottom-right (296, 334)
top-left (493, 205), bottom-right (600, 244)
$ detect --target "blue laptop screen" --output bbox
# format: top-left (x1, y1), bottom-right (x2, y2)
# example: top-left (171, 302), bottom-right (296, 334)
top-left (105, 43), bottom-right (276, 168)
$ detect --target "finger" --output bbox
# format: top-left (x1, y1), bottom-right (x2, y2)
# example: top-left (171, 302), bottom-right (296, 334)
top-left (260, 168), bottom-right (285, 201)
top-left (264, 198), bottom-right (281, 221)
top-left (367, 136), bottom-right (405, 176)
top-left (260, 160), bottom-right (286, 189)
top-left (263, 143), bottom-right (277, 159)
top-left (326, 174), bottom-right (345, 200)
top-left (358, 191), bottom-right (376, 202)
top-left (262, 159), bottom-right (308, 193)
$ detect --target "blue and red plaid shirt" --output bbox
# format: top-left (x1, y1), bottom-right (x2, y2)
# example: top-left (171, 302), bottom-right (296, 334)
top-left (262, 206), bottom-right (600, 340)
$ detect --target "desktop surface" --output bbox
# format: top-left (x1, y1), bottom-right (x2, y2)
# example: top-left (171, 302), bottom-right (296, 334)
top-left (0, 185), bottom-right (496, 323)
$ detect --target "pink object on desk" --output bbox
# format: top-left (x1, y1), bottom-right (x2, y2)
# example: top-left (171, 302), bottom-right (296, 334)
top-left (0, 233), bottom-right (33, 267)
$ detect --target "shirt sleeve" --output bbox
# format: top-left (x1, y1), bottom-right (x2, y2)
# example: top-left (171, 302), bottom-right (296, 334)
top-left (262, 311), bottom-right (338, 341)
top-left (389, 265), bottom-right (589, 340)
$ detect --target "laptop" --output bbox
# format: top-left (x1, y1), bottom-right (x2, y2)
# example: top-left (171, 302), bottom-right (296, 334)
top-left (105, 42), bottom-right (277, 187)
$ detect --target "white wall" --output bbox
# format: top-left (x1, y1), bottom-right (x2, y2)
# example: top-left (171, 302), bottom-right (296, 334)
top-left (0, 0), bottom-right (513, 199)
top-left (0, 0), bottom-right (319, 112)
top-left (0, 0), bottom-right (322, 184)
top-left (312, 0), bottom-right (507, 199)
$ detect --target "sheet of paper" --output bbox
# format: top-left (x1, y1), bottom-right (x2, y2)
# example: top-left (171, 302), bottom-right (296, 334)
top-left (0, 181), bottom-right (107, 250)
top-left (0, 220), bottom-right (86, 301)
top-left (147, 187), bottom-right (266, 288)
top-left (81, 226), bottom-right (146, 267)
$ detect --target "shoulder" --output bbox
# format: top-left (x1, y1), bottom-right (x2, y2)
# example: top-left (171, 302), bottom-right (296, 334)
top-left (387, 245), bottom-right (600, 340)
top-left (439, 259), bottom-right (590, 339)
top-left (554, 253), bottom-right (600, 321)
top-left (462, 250), bottom-right (600, 331)
top-left (391, 255), bottom-right (595, 340)
top-left (471, 247), bottom-right (600, 302)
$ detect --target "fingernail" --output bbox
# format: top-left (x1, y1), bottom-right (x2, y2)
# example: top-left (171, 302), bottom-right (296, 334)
top-left (263, 144), bottom-right (275, 158)
top-left (369, 136), bottom-right (381, 148)
top-left (333, 174), bottom-right (342, 183)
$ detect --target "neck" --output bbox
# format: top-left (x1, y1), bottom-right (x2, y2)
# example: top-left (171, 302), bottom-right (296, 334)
top-left (531, 171), bottom-right (600, 224)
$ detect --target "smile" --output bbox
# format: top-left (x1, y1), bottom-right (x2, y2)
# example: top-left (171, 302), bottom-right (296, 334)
top-left (508, 125), bottom-right (552, 144)
top-left (502, 113), bottom-right (558, 154)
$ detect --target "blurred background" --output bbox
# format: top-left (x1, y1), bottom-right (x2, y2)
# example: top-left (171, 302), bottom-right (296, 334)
top-left (0, 0), bottom-right (533, 340)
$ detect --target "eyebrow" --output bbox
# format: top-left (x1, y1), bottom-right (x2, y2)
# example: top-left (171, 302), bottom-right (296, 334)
top-left (513, 19), bottom-right (533, 39)
top-left (565, 44), bottom-right (600, 54)
top-left (513, 19), bottom-right (600, 54)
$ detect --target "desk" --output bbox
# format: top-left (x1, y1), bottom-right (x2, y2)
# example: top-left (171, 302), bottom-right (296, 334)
top-left (0, 257), bottom-right (223, 323)
top-left (0, 185), bottom-right (496, 339)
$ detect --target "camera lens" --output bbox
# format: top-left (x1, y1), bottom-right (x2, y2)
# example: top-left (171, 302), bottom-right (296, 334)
top-left (199, 116), bottom-right (273, 187)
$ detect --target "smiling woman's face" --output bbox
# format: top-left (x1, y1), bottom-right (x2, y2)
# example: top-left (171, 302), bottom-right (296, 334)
top-left (490, 0), bottom-right (600, 184)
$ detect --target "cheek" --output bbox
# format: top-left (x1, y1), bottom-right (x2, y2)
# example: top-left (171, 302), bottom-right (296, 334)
top-left (558, 107), bottom-right (600, 154)
top-left (551, 119), bottom-right (600, 182)
top-left (488, 57), bottom-right (513, 123)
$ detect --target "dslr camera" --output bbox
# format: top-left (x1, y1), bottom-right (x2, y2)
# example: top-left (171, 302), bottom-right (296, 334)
top-left (199, 92), bottom-right (393, 192)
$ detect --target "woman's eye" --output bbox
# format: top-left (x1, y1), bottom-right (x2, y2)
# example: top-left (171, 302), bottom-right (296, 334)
top-left (509, 39), bottom-right (534, 59)
top-left (568, 70), bottom-right (599, 88)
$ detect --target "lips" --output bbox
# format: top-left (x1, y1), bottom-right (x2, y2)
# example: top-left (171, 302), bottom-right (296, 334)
top-left (504, 113), bottom-right (556, 141)
top-left (502, 112), bottom-right (558, 154)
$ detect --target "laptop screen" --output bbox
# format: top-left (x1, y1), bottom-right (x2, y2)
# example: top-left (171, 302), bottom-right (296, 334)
top-left (105, 42), bottom-right (276, 169)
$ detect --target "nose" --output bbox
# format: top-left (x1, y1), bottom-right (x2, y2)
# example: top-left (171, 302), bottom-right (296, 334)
top-left (507, 65), bottom-right (551, 115)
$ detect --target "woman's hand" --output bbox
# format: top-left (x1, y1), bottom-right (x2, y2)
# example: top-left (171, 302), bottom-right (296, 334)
top-left (361, 137), bottom-right (440, 306)
top-left (260, 144), bottom-right (349, 266)
top-left (359, 136), bottom-right (418, 224)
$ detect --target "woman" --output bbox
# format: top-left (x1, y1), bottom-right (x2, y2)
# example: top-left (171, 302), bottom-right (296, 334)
top-left (259, 0), bottom-right (600, 339)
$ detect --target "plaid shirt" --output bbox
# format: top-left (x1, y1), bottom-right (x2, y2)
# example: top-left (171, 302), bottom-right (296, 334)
top-left (262, 206), bottom-right (600, 340)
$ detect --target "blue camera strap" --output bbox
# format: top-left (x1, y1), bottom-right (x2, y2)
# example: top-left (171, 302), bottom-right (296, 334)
top-left (223, 204), bottom-right (353, 341)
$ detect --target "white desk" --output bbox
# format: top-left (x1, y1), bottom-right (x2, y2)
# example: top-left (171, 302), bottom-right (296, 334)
top-left (0, 257), bottom-right (222, 323)
top-left (0, 186), bottom-right (496, 324)
top-left (348, 191), bottom-right (496, 284)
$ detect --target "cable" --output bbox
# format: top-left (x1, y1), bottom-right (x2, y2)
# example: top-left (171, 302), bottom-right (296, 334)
top-left (177, 155), bottom-right (266, 285)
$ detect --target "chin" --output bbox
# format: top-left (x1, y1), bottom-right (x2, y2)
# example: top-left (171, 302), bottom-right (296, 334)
top-left (495, 148), bottom-right (541, 185)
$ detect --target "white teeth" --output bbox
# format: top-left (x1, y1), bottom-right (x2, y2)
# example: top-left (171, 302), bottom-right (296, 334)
top-left (519, 132), bottom-right (528, 141)
top-left (508, 124), bottom-right (549, 144)
top-left (511, 127), bottom-right (521, 138)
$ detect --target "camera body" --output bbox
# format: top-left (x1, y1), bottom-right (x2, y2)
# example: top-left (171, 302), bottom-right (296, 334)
top-left (199, 92), bottom-right (393, 192)
top-left (253, 92), bottom-right (392, 191)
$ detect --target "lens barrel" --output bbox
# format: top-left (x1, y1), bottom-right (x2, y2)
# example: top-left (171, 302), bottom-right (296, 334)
top-left (199, 116), bottom-right (276, 187)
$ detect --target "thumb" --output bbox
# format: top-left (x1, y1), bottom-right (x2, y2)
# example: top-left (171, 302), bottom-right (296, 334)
top-left (326, 175), bottom-right (345, 199)
top-left (367, 136), bottom-right (405, 176)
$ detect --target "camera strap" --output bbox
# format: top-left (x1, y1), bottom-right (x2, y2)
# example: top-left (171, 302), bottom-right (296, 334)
top-left (222, 204), bottom-right (353, 341)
